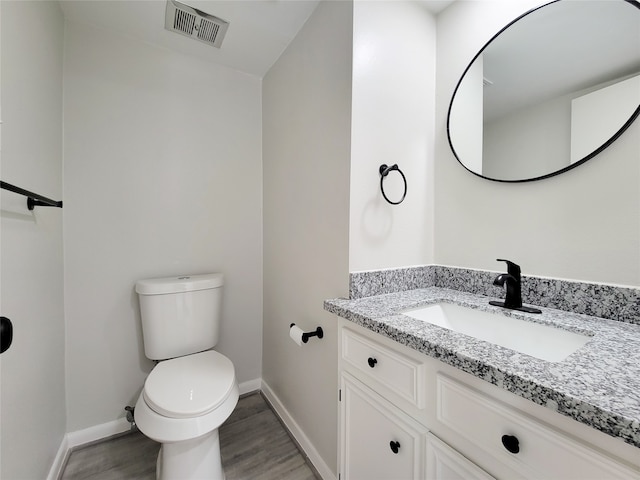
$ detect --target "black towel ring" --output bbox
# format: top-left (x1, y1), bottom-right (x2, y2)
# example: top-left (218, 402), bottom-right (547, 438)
top-left (379, 164), bottom-right (407, 205)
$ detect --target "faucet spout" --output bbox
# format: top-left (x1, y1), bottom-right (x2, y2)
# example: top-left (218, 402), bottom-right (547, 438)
top-left (489, 259), bottom-right (541, 314)
top-left (492, 273), bottom-right (522, 309)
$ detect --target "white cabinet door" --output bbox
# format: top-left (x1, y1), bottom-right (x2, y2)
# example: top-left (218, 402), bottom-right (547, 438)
top-left (340, 373), bottom-right (426, 480)
top-left (426, 433), bottom-right (495, 480)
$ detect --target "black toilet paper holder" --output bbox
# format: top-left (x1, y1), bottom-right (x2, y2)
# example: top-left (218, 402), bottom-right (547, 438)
top-left (290, 323), bottom-right (324, 343)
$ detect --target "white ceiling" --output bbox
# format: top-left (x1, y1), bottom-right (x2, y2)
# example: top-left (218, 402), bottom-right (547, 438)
top-left (60, 0), bottom-right (322, 77)
top-left (418, 0), bottom-right (454, 15)
top-left (59, 0), bottom-right (454, 78)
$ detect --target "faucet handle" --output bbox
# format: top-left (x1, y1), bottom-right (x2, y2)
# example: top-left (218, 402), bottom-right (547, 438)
top-left (496, 259), bottom-right (521, 279)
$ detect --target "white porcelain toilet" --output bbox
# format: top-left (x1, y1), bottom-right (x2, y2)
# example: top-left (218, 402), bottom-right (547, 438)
top-left (134, 273), bottom-right (239, 480)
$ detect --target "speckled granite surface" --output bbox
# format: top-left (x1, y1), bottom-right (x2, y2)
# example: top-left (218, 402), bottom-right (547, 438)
top-left (325, 287), bottom-right (640, 449)
top-left (350, 265), bottom-right (640, 325)
top-left (349, 265), bottom-right (435, 298)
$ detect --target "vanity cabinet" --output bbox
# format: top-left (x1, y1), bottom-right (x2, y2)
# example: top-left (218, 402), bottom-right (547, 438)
top-left (339, 322), bottom-right (493, 480)
top-left (338, 320), bottom-right (640, 480)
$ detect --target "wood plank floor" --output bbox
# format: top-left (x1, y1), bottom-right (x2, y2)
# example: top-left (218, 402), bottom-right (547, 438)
top-left (61, 393), bottom-right (320, 480)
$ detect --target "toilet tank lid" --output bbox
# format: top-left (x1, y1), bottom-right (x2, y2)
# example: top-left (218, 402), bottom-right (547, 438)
top-left (136, 273), bottom-right (223, 295)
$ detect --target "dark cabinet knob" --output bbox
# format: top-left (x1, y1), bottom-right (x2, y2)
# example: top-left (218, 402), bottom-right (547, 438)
top-left (389, 440), bottom-right (400, 454)
top-left (501, 434), bottom-right (520, 454)
top-left (1, 316), bottom-right (13, 354)
top-left (367, 357), bottom-right (378, 368)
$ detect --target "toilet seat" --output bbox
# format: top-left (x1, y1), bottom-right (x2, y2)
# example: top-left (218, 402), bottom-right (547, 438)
top-left (144, 350), bottom-right (235, 419)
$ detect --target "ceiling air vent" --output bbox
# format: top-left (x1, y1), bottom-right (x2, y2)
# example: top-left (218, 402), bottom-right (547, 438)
top-left (165, 0), bottom-right (229, 48)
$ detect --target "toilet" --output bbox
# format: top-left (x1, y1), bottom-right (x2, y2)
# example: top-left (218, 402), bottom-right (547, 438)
top-left (133, 273), bottom-right (239, 480)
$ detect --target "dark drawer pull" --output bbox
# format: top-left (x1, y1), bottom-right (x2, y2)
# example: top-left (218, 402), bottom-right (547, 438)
top-left (367, 357), bottom-right (378, 368)
top-left (389, 440), bottom-right (400, 454)
top-left (1, 316), bottom-right (13, 354)
top-left (501, 434), bottom-right (520, 454)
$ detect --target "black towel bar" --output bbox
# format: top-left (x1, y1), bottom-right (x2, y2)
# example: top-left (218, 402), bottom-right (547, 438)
top-left (1, 181), bottom-right (63, 210)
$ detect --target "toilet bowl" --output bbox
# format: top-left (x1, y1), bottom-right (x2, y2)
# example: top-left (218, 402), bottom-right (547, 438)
top-left (135, 350), bottom-right (239, 479)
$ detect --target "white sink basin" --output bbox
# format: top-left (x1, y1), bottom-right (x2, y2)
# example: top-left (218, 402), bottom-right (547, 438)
top-left (402, 303), bottom-right (591, 362)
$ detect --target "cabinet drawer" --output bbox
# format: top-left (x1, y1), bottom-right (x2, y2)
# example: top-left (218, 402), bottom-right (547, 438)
top-left (436, 374), bottom-right (638, 479)
top-left (342, 328), bottom-right (425, 408)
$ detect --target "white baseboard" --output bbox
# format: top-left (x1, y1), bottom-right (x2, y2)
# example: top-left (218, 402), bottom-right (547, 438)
top-left (47, 417), bottom-right (131, 480)
top-left (238, 378), bottom-right (262, 395)
top-left (46, 436), bottom-right (69, 480)
top-left (66, 417), bottom-right (132, 449)
top-left (261, 380), bottom-right (336, 480)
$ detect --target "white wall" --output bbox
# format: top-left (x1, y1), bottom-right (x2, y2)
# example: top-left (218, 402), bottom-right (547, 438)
top-left (349, 1), bottom-right (436, 272)
top-left (435, 0), bottom-right (640, 286)
top-left (63, 21), bottom-right (263, 431)
top-left (483, 93), bottom-right (571, 179)
top-left (0, 2), bottom-right (66, 478)
top-left (262, 1), bottom-right (352, 476)
top-left (571, 74), bottom-right (640, 163)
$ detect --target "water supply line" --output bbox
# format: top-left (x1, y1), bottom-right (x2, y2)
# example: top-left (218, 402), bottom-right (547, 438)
top-left (124, 405), bottom-right (137, 431)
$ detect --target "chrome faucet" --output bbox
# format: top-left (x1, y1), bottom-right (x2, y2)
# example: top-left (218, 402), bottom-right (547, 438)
top-left (489, 259), bottom-right (541, 314)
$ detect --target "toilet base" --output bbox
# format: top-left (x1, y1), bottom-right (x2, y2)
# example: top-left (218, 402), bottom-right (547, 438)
top-left (156, 429), bottom-right (224, 480)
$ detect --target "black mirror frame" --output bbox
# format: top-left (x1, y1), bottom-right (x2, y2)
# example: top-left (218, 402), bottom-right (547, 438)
top-left (446, 0), bottom-right (640, 183)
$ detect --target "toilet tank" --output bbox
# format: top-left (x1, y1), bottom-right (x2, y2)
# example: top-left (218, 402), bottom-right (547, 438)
top-left (135, 273), bottom-right (224, 360)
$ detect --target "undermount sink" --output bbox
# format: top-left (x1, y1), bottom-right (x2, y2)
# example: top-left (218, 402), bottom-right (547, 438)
top-left (402, 303), bottom-right (591, 362)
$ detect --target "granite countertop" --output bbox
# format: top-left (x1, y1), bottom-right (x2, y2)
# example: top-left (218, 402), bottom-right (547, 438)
top-left (324, 287), bottom-right (640, 449)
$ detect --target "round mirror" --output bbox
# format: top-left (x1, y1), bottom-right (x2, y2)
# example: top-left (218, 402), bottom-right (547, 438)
top-left (447, 0), bottom-right (640, 182)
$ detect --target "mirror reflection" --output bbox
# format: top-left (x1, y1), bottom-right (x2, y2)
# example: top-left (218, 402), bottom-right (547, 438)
top-left (448, 0), bottom-right (640, 182)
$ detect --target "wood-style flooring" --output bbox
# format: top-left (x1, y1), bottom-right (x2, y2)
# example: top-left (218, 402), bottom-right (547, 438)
top-left (61, 393), bottom-right (320, 480)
